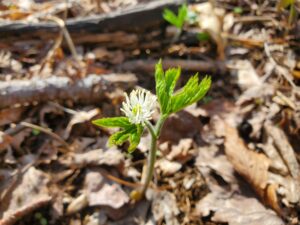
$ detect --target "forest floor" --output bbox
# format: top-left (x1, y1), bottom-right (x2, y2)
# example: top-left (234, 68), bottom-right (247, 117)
top-left (0, 0), bottom-right (299, 225)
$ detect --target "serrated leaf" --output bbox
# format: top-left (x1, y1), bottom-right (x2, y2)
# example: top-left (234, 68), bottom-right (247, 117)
top-left (155, 61), bottom-right (181, 115)
top-left (178, 4), bottom-right (188, 27)
top-left (163, 8), bottom-right (180, 28)
top-left (128, 124), bottom-right (143, 153)
top-left (170, 75), bottom-right (211, 113)
top-left (92, 117), bottom-right (131, 128)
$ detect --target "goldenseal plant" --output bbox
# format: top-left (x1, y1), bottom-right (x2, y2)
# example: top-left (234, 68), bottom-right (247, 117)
top-left (92, 60), bottom-right (211, 199)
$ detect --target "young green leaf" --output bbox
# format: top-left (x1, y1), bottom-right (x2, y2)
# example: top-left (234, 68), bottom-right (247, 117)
top-left (154, 60), bottom-right (180, 115)
top-left (170, 75), bottom-right (211, 113)
top-left (128, 124), bottom-right (143, 153)
top-left (93, 117), bottom-right (144, 153)
top-left (92, 117), bottom-right (131, 128)
top-left (163, 8), bottom-right (180, 28)
top-left (178, 4), bottom-right (188, 25)
top-left (163, 4), bottom-right (188, 29)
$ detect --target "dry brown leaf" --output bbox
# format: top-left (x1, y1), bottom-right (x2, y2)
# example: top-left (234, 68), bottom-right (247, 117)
top-left (196, 189), bottom-right (284, 225)
top-left (0, 167), bottom-right (51, 224)
top-left (66, 193), bottom-right (89, 215)
top-left (150, 191), bottom-right (180, 225)
top-left (264, 123), bottom-right (300, 180)
top-left (156, 159), bottom-right (182, 176)
top-left (84, 169), bottom-right (129, 209)
top-left (0, 132), bottom-right (12, 152)
top-left (166, 138), bottom-right (194, 162)
top-left (64, 108), bottom-right (100, 139)
top-left (235, 60), bottom-right (261, 91)
top-left (0, 108), bottom-right (24, 126)
top-left (196, 144), bottom-right (237, 186)
top-left (214, 119), bottom-right (283, 213)
top-left (159, 111), bottom-right (201, 144)
top-left (61, 148), bottom-right (124, 168)
top-left (10, 128), bottom-right (32, 152)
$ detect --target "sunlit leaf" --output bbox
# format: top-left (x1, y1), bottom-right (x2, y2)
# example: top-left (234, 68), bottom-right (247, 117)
top-left (92, 117), bottom-right (131, 128)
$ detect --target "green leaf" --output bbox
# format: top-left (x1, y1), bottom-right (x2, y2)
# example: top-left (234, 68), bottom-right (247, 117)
top-left (163, 8), bottom-right (180, 28)
top-left (163, 4), bottom-right (188, 29)
top-left (154, 60), bottom-right (181, 115)
top-left (92, 117), bottom-right (131, 128)
top-left (178, 4), bottom-right (188, 27)
top-left (277, 0), bottom-right (294, 9)
top-left (197, 32), bottom-right (210, 42)
top-left (233, 7), bottom-right (243, 14)
top-left (128, 124), bottom-right (143, 153)
top-left (93, 116), bottom-right (144, 153)
top-left (170, 75), bottom-right (211, 113)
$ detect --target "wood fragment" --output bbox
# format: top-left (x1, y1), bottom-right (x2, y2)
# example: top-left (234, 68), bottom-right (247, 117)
top-left (0, 0), bottom-right (185, 38)
top-left (264, 123), bottom-right (300, 180)
top-left (0, 73), bottom-right (137, 109)
top-left (0, 197), bottom-right (52, 225)
top-left (117, 59), bottom-right (227, 74)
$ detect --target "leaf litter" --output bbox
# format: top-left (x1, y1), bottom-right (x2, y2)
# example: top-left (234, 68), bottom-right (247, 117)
top-left (0, 0), bottom-right (300, 225)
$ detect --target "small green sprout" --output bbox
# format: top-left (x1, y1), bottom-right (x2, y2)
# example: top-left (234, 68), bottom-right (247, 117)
top-left (92, 60), bottom-right (211, 199)
top-left (34, 212), bottom-right (48, 225)
top-left (163, 4), bottom-right (188, 30)
top-left (277, 0), bottom-right (297, 28)
top-left (197, 32), bottom-right (210, 42)
top-left (233, 7), bottom-right (243, 14)
top-left (32, 128), bottom-right (41, 136)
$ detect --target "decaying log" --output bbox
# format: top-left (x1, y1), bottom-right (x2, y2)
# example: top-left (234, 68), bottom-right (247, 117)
top-left (0, 74), bottom-right (137, 109)
top-left (0, 0), bottom-right (185, 39)
top-left (118, 59), bottom-right (227, 75)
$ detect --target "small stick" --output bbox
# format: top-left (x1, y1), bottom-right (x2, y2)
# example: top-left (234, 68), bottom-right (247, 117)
top-left (20, 121), bottom-right (70, 150)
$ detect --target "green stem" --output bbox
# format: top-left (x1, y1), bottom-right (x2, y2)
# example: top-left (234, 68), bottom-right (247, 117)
top-left (141, 116), bottom-right (166, 196)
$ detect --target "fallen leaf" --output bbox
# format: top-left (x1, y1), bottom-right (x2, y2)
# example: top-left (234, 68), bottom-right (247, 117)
top-left (84, 169), bottom-right (129, 209)
top-left (235, 60), bottom-right (261, 91)
top-left (64, 108), bottom-right (100, 139)
top-left (0, 167), bottom-right (51, 225)
top-left (196, 189), bottom-right (284, 225)
top-left (0, 132), bottom-right (12, 152)
top-left (66, 193), bottom-right (88, 215)
top-left (159, 111), bottom-right (201, 144)
top-left (61, 148), bottom-right (124, 168)
top-left (151, 191), bottom-right (180, 225)
top-left (0, 107), bottom-right (24, 126)
top-left (156, 159), bottom-right (182, 176)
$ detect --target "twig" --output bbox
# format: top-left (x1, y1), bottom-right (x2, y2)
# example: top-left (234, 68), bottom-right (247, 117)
top-left (0, 73), bottom-right (137, 109)
top-left (20, 121), bottom-right (70, 149)
top-left (264, 42), bottom-right (296, 88)
top-left (46, 16), bottom-right (81, 63)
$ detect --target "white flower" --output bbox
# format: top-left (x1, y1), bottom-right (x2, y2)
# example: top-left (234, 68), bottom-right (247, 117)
top-left (121, 89), bottom-right (157, 124)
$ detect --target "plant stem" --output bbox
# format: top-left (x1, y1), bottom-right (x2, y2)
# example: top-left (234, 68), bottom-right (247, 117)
top-left (141, 116), bottom-right (166, 196)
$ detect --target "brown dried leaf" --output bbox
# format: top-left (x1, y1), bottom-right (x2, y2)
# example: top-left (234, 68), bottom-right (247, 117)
top-left (214, 119), bottom-right (282, 213)
top-left (0, 132), bottom-right (12, 152)
top-left (159, 111), bottom-right (201, 144)
top-left (61, 148), bottom-right (124, 168)
top-left (156, 159), bottom-right (182, 176)
top-left (0, 167), bottom-right (51, 224)
top-left (0, 108), bottom-right (24, 126)
top-left (84, 169), bottom-right (129, 209)
top-left (64, 108), bottom-right (100, 139)
top-left (151, 191), bottom-right (180, 225)
top-left (196, 190), bottom-right (284, 225)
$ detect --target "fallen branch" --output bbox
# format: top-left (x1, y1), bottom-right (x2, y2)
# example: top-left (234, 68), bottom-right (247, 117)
top-left (0, 73), bottom-right (137, 109)
top-left (117, 59), bottom-right (227, 75)
top-left (0, 0), bottom-right (185, 39)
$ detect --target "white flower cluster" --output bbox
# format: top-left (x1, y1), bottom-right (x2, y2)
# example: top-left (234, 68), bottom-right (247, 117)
top-left (121, 89), bottom-right (157, 124)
